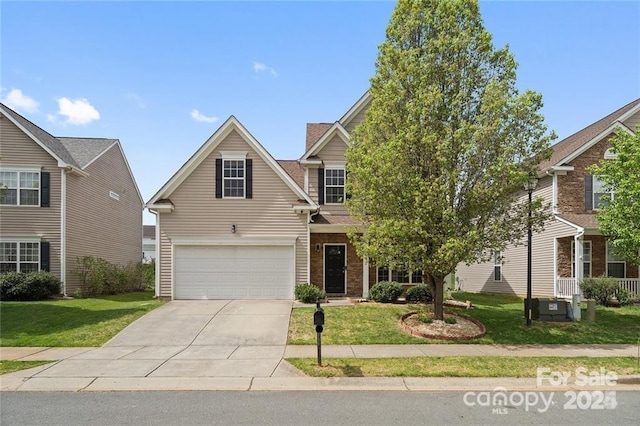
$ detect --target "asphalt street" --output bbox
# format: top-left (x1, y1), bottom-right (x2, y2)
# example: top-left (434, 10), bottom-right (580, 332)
top-left (2, 390), bottom-right (639, 426)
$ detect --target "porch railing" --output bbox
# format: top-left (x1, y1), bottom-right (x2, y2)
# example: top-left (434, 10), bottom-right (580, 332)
top-left (556, 277), bottom-right (640, 298)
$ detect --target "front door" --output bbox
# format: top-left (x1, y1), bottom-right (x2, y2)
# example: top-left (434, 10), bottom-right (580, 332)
top-left (324, 245), bottom-right (346, 294)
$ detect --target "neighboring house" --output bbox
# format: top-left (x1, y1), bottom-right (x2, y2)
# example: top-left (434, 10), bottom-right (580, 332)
top-left (0, 103), bottom-right (143, 295)
top-left (456, 98), bottom-right (640, 298)
top-left (147, 93), bottom-right (385, 300)
top-left (143, 225), bottom-right (156, 262)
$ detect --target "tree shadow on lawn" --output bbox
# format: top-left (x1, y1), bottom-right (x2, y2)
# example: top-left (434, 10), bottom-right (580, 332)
top-left (0, 303), bottom-right (148, 343)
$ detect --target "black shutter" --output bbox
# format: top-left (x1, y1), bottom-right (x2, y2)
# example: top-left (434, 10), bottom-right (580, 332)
top-left (41, 172), bottom-right (50, 207)
top-left (584, 173), bottom-right (593, 210)
top-left (345, 170), bottom-right (351, 200)
top-left (245, 159), bottom-right (253, 199)
top-left (318, 168), bottom-right (325, 205)
top-left (40, 241), bottom-right (50, 272)
top-left (215, 159), bottom-right (223, 198)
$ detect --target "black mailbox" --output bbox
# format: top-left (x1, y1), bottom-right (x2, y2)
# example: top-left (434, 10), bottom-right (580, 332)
top-left (314, 299), bottom-right (324, 333)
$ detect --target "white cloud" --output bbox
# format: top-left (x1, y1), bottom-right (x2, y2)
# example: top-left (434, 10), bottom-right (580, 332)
top-left (190, 109), bottom-right (218, 123)
top-left (253, 61), bottom-right (278, 77)
top-left (1, 88), bottom-right (39, 113)
top-left (55, 97), bottom-right (100, 125)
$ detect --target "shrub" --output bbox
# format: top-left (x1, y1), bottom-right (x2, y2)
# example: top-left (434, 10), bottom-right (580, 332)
top-left (581, 276), bottom-right (619, 305)
top-left (75, 256), bottom-right (146, 296)
top-left (405, 284), bottom-right (433, 303)
top-left (615, 287), bottom-right (636, 306)
top-left (368, 281), bottom-right (403, 303)
top-left (142, 260), bottom-right (155, 291)
top-left (295, 283), bottom-right (326, 304)
top-left (444, 316), bottom-right (457, 324)
top-left (0, 270), bottom-right (61, 301)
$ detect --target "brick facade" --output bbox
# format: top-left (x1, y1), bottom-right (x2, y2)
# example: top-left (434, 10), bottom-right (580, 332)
top-left (557, 235), bottom-right (637, 278)
top-left (309, 233), bottom-right (376, 297)
top-left (557, 135), bottom-right (613, 215)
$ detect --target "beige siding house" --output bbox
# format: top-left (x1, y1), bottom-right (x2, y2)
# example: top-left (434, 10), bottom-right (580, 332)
top-left (0, 103), bottom-right (143, 295)
top-left (456, 98), bottom-right (640, 298)
top-left (147, 117), bottom-right (316, 300)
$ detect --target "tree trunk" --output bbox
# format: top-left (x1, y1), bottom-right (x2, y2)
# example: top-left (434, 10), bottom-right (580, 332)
top-left (432, 275), bottom-right (445, 321)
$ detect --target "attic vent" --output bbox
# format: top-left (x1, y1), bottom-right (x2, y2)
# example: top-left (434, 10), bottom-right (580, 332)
top-left (604, 148), bottom-right (618, 159)
top-left (110, 191), bottom-right (120, 201)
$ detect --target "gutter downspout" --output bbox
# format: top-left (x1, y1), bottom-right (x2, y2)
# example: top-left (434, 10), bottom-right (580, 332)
top-left (151, 209), bottom-right (160, 298)
top-left (60, 168), bottom-right (67, 296)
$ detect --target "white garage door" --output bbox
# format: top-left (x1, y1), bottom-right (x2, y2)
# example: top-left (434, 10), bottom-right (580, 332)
top-left (174, 245), bottom-right (294, 299)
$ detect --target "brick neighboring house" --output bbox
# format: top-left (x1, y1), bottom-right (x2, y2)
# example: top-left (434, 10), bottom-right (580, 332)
top-left (0, 103), bottom-right (143, 295)
top-left (455, 98), bottom-right (640, 298)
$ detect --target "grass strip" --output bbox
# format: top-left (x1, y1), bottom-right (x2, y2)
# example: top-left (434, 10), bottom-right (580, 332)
top-left (0, 360), bottom-right (53, 375)
top-left (286, 356), bottom-right (640, 378)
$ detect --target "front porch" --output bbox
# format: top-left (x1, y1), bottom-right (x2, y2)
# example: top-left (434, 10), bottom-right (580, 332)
top-left (556, 235), bottom-right (640, 298)
top-left (556, 277), bottom-right (640, 298)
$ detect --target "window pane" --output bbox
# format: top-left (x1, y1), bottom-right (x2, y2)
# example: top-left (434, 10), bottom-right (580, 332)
top-left (20, 263), bottom-right (39, 273)
top-left (0, 263), bottom-right (17, 273)
top-left (20, 243), bottom-right (39, 262)
top-left (392, 269), bottom-right (409, 283)
top-left (0, 243), bottom-right (17, 262)
top-left (411, 271), bottom-right (423, 283)
top-left (583, 262), bottom-right (591, 278)
top-left (20, 172), bottom-right (39, 189)
top-left (607, 263), bottom-right (625, 278)
top-left (607, 243), bottom-right (624, 262)
top-left (1, 189), bottom-right (17, 205)
top-left (0, 172), bottom-right (17, 188)
top-left (583, 242), bottom-right (591, 262)
top-left (377, 267), bottom-right (389, 282)
top-left (494, 266), bottom-right (501, 281)
top-left (20, 189), bottom-right (39, 205)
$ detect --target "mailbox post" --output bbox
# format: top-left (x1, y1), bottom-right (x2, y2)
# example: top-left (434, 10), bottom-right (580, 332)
top-left (314, 298), bottom-right (325, 366)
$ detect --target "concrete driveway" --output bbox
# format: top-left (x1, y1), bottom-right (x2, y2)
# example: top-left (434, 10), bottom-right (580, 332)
top-left (21, 300), bottom-right (300, 380)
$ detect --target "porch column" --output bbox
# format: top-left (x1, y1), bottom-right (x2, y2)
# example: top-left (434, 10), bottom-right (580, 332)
top-left (574, 235), bottom-right (584, 292)
top-left (362, 256), bottom-right (369, 298)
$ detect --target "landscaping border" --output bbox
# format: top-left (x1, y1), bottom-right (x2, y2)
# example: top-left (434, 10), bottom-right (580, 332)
top-left (399, 311), bottom-right (487, 341)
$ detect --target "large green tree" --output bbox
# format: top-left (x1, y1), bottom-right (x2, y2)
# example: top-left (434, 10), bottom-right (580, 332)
top-left (346, 0), bottom-right (554, 320)
top-left (588, 130), bottom-right (640, 266)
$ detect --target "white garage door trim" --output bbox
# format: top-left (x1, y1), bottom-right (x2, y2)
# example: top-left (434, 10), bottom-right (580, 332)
top-left (171, 237), bottom-right (296, 300)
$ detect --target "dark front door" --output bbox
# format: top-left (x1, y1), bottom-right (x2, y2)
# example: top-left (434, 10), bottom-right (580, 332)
top-left (324, 245), bottom-right (346, 294)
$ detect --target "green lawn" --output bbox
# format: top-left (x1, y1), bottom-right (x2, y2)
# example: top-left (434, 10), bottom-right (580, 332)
top-left (0, 291), bottom-right (163, 347)
top-left (287, 356), bottom-right (639, 378)
top-left (0, 360), bottom-right (53, 375)
top-left (288, 292), bottom-right (640, 345)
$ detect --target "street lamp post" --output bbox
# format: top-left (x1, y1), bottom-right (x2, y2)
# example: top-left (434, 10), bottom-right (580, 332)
top-left (525, 173), bottom-right (538, 327)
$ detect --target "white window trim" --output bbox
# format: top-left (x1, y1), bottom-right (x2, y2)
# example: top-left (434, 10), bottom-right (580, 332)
top-left (606, 241), bottom-right (626, 278)
top-left (571, 240), bottom-right (592, 278)
top-left (593, 175), bottom-right (614, 210)
top-left (324, 167), bottom-right (345, 205)
top-left (0, 239), bottom-right (41, 273)
top-left (493, 250), bottom-right (502, 282)
top-left (222, 158), bottom-right (246, 199)
top-left (0, 168), bottom-right (41, 207)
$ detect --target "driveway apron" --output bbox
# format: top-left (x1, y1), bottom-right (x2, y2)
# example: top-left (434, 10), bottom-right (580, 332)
top-left (30, 300), bottom-right (294, 379)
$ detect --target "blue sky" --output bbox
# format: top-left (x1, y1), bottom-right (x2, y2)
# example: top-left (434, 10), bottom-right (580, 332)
top-left (2, 1), bottom-right (639, 225)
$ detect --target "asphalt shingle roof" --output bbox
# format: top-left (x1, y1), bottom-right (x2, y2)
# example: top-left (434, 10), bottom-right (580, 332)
top-left (539, 98), bottom-right (640, 171)
top-left (1, 103), bottom-right (119, 170)
top-left (58, 137), bottom-right (117, 169)
top-left (277, 160), bottom-right (305, 188)
top-left (305, 123), bottom-right (333, 152)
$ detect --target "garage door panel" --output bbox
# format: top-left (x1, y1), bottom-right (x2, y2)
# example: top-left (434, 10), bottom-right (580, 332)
top-left (174, 245), bottom-right (293, 300)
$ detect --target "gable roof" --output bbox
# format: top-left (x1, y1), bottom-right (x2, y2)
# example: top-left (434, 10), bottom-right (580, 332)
top-left (301, 122), bottom-right (350, 160)
top-left (147, 116), bottom-right (317, 208)
top-left (539, 98), bottom-right (640, 171)
top-left (277, 160), bottom-right (305, 188)
top-left (305, 123), bottom-right (333, 151)
top-left (338, 91), bottom-right (371, 128)
top-left (0, 103), bottom-right (80, 168)
top-left (58, 137), bottom-right (118, 168)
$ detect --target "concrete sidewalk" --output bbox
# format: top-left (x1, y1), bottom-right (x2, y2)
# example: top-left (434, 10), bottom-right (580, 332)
top-left (2, 344), bottom-right (639, 392)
